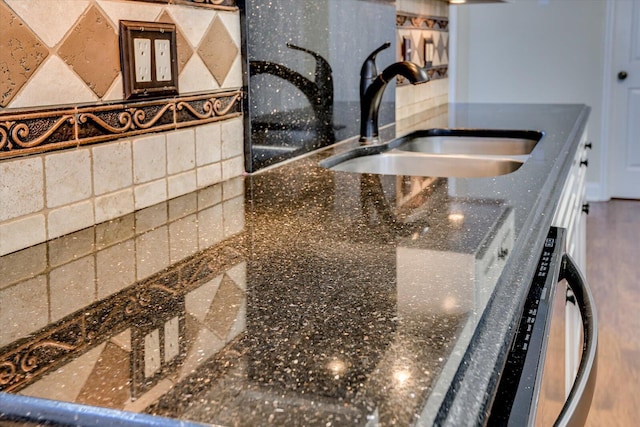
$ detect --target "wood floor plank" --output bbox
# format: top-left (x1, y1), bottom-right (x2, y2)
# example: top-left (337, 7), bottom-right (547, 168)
top-left (585, 200), bottom-right (640, 426)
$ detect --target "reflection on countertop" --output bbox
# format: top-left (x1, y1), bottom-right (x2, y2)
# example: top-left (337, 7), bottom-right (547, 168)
top-left (0, 170), bottom-right (510, 426)
top-left (0, 104), bottom-right (590, 426)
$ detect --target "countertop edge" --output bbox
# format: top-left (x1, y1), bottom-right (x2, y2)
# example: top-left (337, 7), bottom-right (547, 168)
top-left (436, 105), bottom-right (591, 426)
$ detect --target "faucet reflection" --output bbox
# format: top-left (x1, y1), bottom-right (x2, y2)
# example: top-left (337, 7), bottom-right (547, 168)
top-left (249, 43), bottom-right (334, 127)
top-left (359, 42), bottom-right (429, 144)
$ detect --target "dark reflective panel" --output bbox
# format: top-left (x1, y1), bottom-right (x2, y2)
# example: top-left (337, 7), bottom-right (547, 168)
top-left (240, 0), bottom-right (397, 171)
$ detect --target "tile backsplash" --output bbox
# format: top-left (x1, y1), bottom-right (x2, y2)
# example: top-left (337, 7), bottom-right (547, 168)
top-left (395, 0), bottom-right (449, 130)
top-left (0, 0), bottom-right (244, 255)
top-left (0, 0), bottom-right (449, 256)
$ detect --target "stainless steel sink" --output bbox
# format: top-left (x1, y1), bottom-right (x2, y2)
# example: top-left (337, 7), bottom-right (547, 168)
top-left (328, 152), bottom-right (524, 178)
top-left (320, 128), bottom-right (543, 178)
top-left (394, 135), bottom-right (539, 156)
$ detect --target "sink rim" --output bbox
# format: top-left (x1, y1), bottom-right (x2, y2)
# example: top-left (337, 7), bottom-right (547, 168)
top-left (319, 128), bottom-right (544, 175)
top-left (326, 151), bottom-right (527, 178)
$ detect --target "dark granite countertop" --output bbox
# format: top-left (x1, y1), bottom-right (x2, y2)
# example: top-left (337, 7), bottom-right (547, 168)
top-left (0, 103), bottom-right (589, 426)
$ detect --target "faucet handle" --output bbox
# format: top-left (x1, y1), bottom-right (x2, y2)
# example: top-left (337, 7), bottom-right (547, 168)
top-left (361, 42), bottom-right (391, 97)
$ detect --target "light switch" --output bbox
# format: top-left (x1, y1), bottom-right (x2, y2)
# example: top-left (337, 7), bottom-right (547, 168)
top-left (134, 38), bottom-right (151, 82)
top-left (119, 21), bottom-right (179, 99)
top-left (155, 39), bottom-right (172, 82)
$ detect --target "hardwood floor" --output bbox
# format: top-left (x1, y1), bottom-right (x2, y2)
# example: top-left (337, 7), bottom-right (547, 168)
top-left (585, 200), bottom-right (640, 426)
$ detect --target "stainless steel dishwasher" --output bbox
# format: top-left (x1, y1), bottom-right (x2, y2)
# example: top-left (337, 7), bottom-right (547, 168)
top-left (489, 227), bottom-right (598, 426)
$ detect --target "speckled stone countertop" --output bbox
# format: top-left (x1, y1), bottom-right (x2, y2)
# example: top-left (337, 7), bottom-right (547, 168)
top-left (0, 103), bottom-right (589, 426)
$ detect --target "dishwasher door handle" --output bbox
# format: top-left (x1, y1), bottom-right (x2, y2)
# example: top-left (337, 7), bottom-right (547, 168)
top-left (555, 254), bottom-right (598, 427)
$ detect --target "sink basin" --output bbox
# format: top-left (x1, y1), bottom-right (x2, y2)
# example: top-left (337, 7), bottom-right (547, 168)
top-left (328, 152), bottom-right (524, 178)
top-left (320, 128), bottom-right (543, 178)
top-left (389, 129), bottom-right (543, 155)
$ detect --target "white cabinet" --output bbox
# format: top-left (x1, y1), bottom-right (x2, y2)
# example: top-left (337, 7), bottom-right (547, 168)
top-left (549, 128), bottom-right (590, 398)
top-left (552, 130), bottom-right (589, 269)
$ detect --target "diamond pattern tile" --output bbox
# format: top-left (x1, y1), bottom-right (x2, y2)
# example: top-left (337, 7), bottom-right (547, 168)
top-left (198, 16), bottom-right (239, 86)
top-left (158, 10), bottom-right (193, 75)
top-left (5, 0), bottom-right (90, 47)
top-left (0, 1), bottom-right (49, 107)
top-left (166, 6), bottom-right (217, 48)
top-left (203, 273), bottom-right (244, 339)
top-left (58, 5), bottom-right (120, 98)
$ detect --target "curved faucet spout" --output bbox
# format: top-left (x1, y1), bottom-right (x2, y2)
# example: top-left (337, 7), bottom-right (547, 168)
top-left (359, 43), bottom-right (429, 144)
top-left (249, 44), bottom-right (333, 126)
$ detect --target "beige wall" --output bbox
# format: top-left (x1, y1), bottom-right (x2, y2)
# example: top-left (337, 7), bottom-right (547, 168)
top-left (0, 0), bottom-right (244, 256)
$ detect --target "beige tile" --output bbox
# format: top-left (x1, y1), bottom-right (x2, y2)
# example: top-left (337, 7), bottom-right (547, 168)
top-left (221, 156), bottom-right (244, 181)
top-left (195, 122), bottom-right (221, 166)
top-left (177, 323), bottom-right (224, 381)
top-left (49, 227), bottom-right (95, 268)
top-left (5, 0), bottom-right (90, 48)
top-left (169, 214), bottom-right (198, 263)
top-left (102, 75), bottom-right (124, 102)
top-left (9, 55), bottom-right (98, 109)
top-left (45, 149), bottom-right (92, 209)
top-left (223, 196), bottom-right (244, 238)
top-left (198, 16), bottom-right (239, 86)
top-left (96, 0), bottom-right (163, 28)
top-left (50, 255), bottom-right (96, 321)
top-left (0, 1), bottom-right (49, 107)
top-left (133, 134), bottom-right (167, 184)
top-left (167, 129), bottom-right (196, 174)
top-left (168, 193), bottom-right (197, 221)
top-left (157, 10), bottom-right (193, 75)
top-left (95, 188), bottom-right (134, 224)
top-left (0, 243), bottom-right (47, 290)
top-left (196, 163), bottom-right (222, 188)
top-left (97, 240), bottom-right (136, 299)
top-left (92, 141), bottom-right (133, 195)
top-left (178, 54), bottom-right (218, 94)
top-left (198, 204), bottom-right (223, 249)
top-left (216, 11), bottom-right (241, 47)
top-left (198, 183), bottom-right (222, 209)
top-left (0, 214), bottom-right (47, 256)
top-left (165, 5), bottom-right (216, 48)
top-left (185, 275), bottom-right (222, 321)
top-left (168, 170), bottom-right (197, 199)
top-left (221, 118), bottom-right (244, 160)
top-left (144, 329), bottom-right (161, 378)
top-left (0, 156), bottom-right (44, 222)
top-left (0, 275), bottom-right (49, 347)
top-left (135, 203), bottom-right (168, 235)
top-left (95, 213), bottom-right (135, 250)
top-left (111, 328), bottom-right (132, 352)
top-left (221, 55), bottom-right (242, 88)
top-left (135, 226), bottom-right (169, 280)
top-left (134, 179), bottom-right (168, 211)
top-left (47, 201), bottom-right (94, 240)
top-left (57, 4), bottom-right (120, 98)
top-left (222, 176), bottom-right (244, 201)
top-left (226, 262), bottom-right (247, 292)
top-left (76, 341), bottom-right (131, 408)
top-left (204, 274), bottom-right (244, 340)
top-left (20, 344), bottom-right (105, 403)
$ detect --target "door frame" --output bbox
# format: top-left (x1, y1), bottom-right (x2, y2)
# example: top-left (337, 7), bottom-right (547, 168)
top-left (589, 0), bottom-right (615, 202)
top-left (600, 0), bottom-right (640, 201)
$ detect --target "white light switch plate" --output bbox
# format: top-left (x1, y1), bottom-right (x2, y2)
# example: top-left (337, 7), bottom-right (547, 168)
top-left (134, 38), bottom-right (151, 83)
top-left (155, 39), bottom-right (172, 82)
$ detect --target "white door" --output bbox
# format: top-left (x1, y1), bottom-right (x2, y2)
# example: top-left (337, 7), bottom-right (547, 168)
top-left (610, 0), bottom-right (640, 199)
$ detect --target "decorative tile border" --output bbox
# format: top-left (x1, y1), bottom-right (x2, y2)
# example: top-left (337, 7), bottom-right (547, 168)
top-left (133, 0), bottom-right (237, 11)
top-left (0, 235), bottom-right (246, 393)
top-left (396, 11), bottom-right (448, 86)
top-left (396, 13), bottom-right (449, 31)
top-left (0, 90), bottom-right (242, 160)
